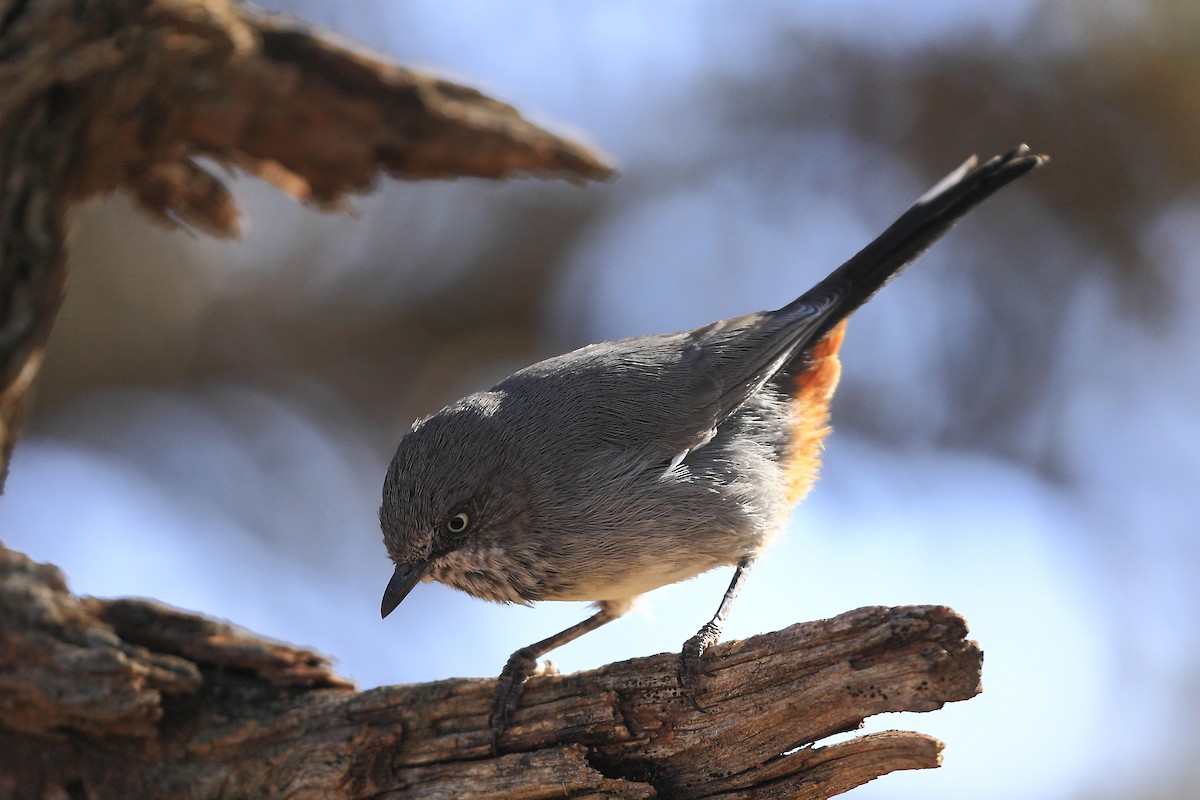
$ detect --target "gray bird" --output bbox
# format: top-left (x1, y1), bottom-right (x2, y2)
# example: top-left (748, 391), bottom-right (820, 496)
top-left (379, 145), bottom-right (1046, 743)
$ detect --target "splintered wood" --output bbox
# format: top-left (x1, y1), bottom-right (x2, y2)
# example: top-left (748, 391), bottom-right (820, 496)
top-left (2, 543), bottom-right (979, 799)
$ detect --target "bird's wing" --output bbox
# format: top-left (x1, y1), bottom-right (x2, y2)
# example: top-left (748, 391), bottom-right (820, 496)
top-left (501, 147), bottom-right (1046, 467)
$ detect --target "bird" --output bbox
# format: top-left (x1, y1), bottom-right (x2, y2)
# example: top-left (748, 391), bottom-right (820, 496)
top-left (378, 145), bottom-right (1047, 745)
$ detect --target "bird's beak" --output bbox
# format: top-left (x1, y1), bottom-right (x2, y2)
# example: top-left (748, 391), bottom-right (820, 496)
top-left (381, 561), bottom-right (428, 619)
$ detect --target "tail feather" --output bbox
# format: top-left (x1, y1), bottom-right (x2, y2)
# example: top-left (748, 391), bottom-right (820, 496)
top-left (780, 145), bottom-right (1048, 345)
top-left (703, 146), bottom-right (1045, 433)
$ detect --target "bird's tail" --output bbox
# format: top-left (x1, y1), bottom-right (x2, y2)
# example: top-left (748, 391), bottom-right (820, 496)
top-left (778, 145), bottom-right (1048, 344)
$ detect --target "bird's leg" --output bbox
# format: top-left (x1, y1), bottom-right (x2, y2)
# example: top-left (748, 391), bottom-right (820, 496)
top-left (491, 605), bottom-right (621, 751)
top-left (677, 555), bottom-right (757, 711)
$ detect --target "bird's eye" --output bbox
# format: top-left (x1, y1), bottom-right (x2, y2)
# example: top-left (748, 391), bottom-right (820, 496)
top-left (446, 512), bottom-right (470, 534)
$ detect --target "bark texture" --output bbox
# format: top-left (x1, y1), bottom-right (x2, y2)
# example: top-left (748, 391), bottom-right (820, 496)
top-left (0, 544), bottom-right (981, 799)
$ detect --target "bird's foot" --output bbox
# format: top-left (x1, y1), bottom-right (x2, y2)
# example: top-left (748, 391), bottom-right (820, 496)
top-left (677, 620), bottom-right (722, 713)
top-left (490, 646), bottom-right (540, 753)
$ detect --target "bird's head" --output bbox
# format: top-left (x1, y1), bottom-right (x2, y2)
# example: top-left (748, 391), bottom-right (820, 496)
top-left (378, 390), bottom-right (528, 616)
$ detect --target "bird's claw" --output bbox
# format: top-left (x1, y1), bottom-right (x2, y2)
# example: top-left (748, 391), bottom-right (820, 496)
top-left (489, 647), bottom-right (539, 754)
top-left (677, 621), bottom-right (722, 712)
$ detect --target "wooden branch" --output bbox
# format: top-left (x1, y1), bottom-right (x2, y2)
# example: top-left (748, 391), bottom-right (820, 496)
top-left (0, 544), bottom-right (981, 799)
top-left (0, 0), bottom-right (613, 489)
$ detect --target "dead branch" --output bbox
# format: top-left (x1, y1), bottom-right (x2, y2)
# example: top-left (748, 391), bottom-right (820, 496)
top-left (0, 544), bottom-right (980, 799)
top-left (0, 0), bottom-right (613, 488)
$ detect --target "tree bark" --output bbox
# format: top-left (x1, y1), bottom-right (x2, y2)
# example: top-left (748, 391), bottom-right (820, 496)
top-left (0, 3), bottom-right (983, 797)
top-left (0, 544), bottom-right (981, 799)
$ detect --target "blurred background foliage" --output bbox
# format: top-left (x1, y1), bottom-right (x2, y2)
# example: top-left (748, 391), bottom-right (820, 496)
top-left (4, 1), bottom-right (1199, 798)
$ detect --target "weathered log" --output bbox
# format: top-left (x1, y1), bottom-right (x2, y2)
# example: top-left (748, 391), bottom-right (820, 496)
top-left (0, 544), bottom-right (981, 799)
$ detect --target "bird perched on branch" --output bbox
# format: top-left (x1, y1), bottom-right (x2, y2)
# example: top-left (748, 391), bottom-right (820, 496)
top-left (378, 145), bottom-right (1047, 745)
